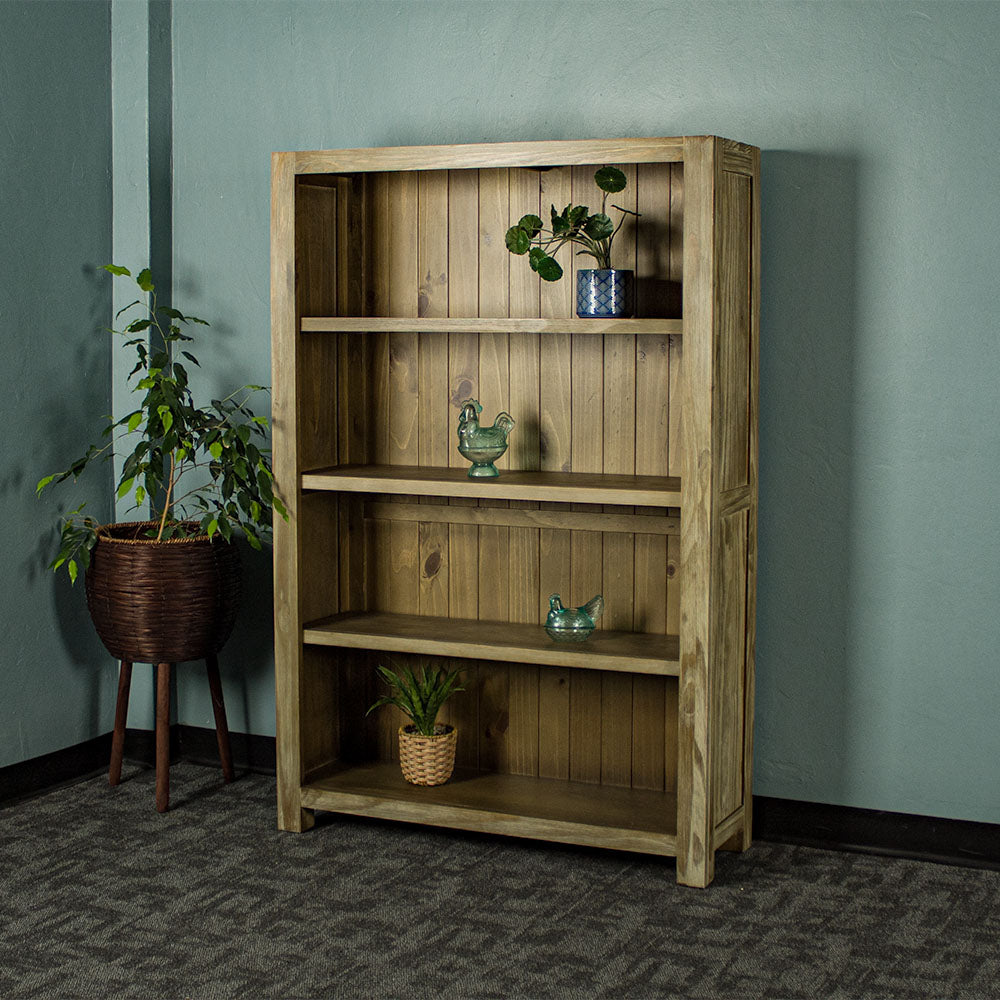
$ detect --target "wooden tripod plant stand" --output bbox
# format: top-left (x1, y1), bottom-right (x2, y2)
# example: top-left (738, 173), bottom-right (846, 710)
top-left (108, 656), bottom-right (235, 812)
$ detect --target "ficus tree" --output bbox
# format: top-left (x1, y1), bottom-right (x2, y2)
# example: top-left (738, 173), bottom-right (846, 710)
top-left (36, 265), bottom-right (285, 582)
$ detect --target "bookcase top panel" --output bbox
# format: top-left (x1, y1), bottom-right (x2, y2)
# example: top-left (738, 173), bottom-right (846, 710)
top-left (283, 136), bottom-right (731, 174)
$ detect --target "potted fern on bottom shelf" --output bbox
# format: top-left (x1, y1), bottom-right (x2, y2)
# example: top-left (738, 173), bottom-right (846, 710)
top-left (367, 664), bottom-right (464, 786)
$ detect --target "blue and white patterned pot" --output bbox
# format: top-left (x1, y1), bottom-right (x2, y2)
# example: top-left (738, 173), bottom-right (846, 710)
top-left (576, 268), bottom-right (635, 318)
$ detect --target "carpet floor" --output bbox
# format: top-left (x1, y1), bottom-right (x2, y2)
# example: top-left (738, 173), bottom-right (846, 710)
top-left (1, 763), bottom-right (998, 999)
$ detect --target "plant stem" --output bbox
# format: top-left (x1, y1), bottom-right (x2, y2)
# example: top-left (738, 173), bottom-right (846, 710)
top-left (156, 450), bottom-right (176, 541)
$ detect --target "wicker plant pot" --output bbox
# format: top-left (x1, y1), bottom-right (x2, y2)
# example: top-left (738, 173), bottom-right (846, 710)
top-left (84, 521), bottom-right (241, 663)
top-left (398, 724), bottom-right (457, 786)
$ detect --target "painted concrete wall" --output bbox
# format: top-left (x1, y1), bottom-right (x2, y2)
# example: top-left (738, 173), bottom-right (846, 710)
top-left (0, 1), bottom-right (116, 766)
top-left (168, 0), bottom-right (1000, 824)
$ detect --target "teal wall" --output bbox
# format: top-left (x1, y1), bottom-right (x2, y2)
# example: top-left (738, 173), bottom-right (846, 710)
top-left (0, 1), bottom-right (115, 766)
top-left (6, 0), bottom-right (1000, 828)
top-left (168, 0), bottom-right (1000, 824)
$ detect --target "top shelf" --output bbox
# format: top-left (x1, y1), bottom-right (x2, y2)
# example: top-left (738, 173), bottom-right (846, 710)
top-left (301, 317), bottom-right (683, 336)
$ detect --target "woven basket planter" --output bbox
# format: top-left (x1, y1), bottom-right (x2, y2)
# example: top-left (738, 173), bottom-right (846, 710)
top-left (85, 521), bottom-right (241, 663)
top-left (398, 724), bottom-right (457, 786)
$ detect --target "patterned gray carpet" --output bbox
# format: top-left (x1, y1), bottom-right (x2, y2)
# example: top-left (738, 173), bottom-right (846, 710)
top-left (1, 763), bottom-right (998, 999)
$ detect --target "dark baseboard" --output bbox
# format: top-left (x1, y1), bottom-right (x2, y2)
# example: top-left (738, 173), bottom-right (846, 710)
top-left (753, 795), bottom-right (1000, 871)
top-left (0, 733), bottom-right (113, 807)
top-left (174, 724), bottom-right (277, 774)
top-left (3, 734), bottom-right (998, 871)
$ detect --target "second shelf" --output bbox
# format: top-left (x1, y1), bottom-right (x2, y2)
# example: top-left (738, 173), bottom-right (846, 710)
top-left (304, 611), bottom-right (681, 676)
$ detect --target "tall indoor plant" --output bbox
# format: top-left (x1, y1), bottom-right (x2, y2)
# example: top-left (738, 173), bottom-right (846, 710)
top-left (504, 166), bottom-right (640, 318)
top-left (36, 264), bottom-right (285, 810)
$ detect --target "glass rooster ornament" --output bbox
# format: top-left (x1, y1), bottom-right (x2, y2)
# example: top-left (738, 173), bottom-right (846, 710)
top-left (456, 398), bottom-right (515, 478)
top-left (545, 593), bottom-right (604, 642)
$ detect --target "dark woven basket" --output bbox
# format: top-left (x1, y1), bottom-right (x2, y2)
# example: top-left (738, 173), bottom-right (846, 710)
top-left (85, 521), bottom-right (241, 663)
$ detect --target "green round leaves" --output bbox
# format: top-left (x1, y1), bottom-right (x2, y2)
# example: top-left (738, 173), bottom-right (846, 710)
top-left (594, 166), bottom-right (627, 193)
top-left (504, 166), bottom-right (638, 279)
top-left (528, 248), bottom-right (563, 281)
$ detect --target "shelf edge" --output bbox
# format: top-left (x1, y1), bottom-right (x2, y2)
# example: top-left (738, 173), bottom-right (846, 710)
top-left (299, 784), bottom-right (678, 857)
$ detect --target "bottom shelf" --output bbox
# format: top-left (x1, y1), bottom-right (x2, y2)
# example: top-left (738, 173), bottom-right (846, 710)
top-left (300, 762), bottom-right (678, 857)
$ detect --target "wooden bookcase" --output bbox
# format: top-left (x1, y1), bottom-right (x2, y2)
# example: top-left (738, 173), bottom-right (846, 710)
top-left (270, 136), bottom-right (759, 887)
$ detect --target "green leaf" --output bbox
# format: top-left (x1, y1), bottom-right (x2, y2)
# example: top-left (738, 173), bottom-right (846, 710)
top-left (68, 559), bottom-right (78, 585)
top-left (551, 204), bottom-right (570, 235)
top-left (567, 204), bottom-right (589, 228)
top-left (116, 477), bottom-right (134, 500)
top-left (126, 318), bottom-right (152, 334)
top-left (529, 250), bottom-right (563, 282)
top-left (157, 405), bottom-right (173, 433)
top-left (584, 212), bottom-right (614, 240)
top-left (594, 165), bottom-right (627, 193)
top-left (181, 350), bottom-right (201, 367)
top-left (136, 268), bottom-right (154, 292)
top-left (504, 226), bottom-right (531, 255)
top-left (517, 213), bottom-right (543, 236)
top-left (135, 485), bottom-right (146, 506)
top-left (206, 518), bottom-right (219, 539)
top-left (103, 264), bottom-right (132, 277)
top-left (127, 411), bottom-right (143, 433)
top-left (36, 474), bottom-right (55, 496)
top-left (209, 441), bottom-right (223, 460)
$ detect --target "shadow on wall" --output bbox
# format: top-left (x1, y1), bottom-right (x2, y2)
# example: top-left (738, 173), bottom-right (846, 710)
top-left (755, 150), bottom-right (860, 805)
top-left (10, 266), bottom-right (115, 733)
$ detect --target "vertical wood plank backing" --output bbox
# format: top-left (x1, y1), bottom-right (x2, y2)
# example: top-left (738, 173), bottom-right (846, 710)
top-left (417, 171), bottom-right (451, 620)
top-left (300, 646), bottom-right (339, 775)
top-left (506, 167), bottom-right (541, 774)
top-left (677, 136), bottom-right (719, 888)
top-left (713, 509), bottom-right (749, 819)
top-left (445, 168), bottom-right (481, 767)
top-left (567, 168), bottom-right (604, 784)
top-left (718, 171), bottom-right (752, 492)
top-left (601, 170), bottom-right (636, 786)
top-left (295, 184), bottom-right (339, 472)
top-left (295, 182), bottom-right (337, 317)
top-left (534, 164), bottom-right (573, 781)
top-left (337, 177), bottom-right (370, 467)
top-left (635, 162), bottom-right (673, 318)
top-left (537, 521), bottom-right (571, 779)
top-left (271, 153), bottom-right (309, 830)
top-left (477, 168), bottom-right (511, 771)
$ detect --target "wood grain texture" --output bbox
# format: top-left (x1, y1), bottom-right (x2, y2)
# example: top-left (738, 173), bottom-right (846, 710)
top-left (304, 611), bottom-right (680, 676)
top-left (292, 137), bottom-right (685, 175)
top-left (302, 316), bottom-right (682, 335)
top-left (303, 465), bottom-right (682, 506)
top-left (273, 136), bottom-right (759, 887)
top-left (302, 761), bottom-right (678, 855)
top-left (676, 135), bottom-right (719, 888)
top-left (271, 152), bottom-right (312, 832)
top-left (363, 500), bottom-right (678, 536)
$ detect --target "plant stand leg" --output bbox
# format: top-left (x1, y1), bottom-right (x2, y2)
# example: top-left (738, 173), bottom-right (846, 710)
top-left (205, 654), bottom-right (234, 783)
top-left (155, 662), bottom-right (171, 813)
top-left (109, 660), bottom-right (132, 786)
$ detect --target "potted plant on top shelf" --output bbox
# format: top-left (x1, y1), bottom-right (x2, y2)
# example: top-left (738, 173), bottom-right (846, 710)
top-left (36, 263), bottom-right (285, 674)
top-left (504, 165), bottom-right (640, 318)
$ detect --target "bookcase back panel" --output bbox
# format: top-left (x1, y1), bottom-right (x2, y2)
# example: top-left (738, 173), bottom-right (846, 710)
top-left (327, 329), bottom-right (679, 479)
top-left (357, 504), bottom-right (679, 635)
top-left (328, 649), bottom-right (679, 794)
top-left (295, 164), bottom-right (683, 320)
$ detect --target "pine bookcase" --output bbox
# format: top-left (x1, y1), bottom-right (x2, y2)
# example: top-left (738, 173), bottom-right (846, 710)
top-left (270, 136), bottom-right (759, 887)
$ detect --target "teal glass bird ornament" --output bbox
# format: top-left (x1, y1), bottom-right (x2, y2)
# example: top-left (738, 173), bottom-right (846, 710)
top-left (545, 593), bottom-right (604, 642)
top-left (456, 398), bottom-right (515, 478)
